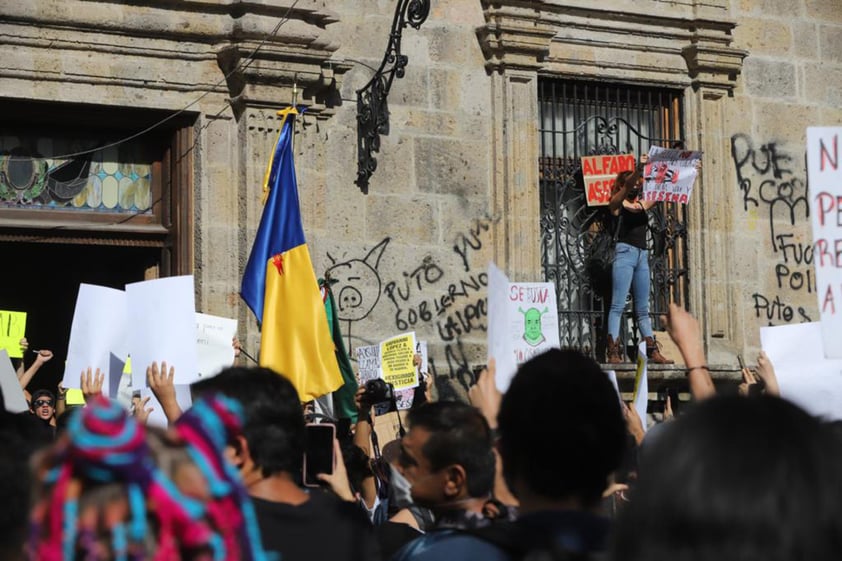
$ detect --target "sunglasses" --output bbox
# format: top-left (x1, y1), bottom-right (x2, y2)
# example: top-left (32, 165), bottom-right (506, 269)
top-left (34, 400), bottom-right (54, 408)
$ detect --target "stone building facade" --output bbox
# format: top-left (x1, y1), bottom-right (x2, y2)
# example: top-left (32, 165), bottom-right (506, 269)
top-left (1, 0), bottom-right (838, 401)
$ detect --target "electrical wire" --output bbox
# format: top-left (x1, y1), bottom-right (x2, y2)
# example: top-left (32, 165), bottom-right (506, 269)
top-left (17, 0), bottom-right (303, 162)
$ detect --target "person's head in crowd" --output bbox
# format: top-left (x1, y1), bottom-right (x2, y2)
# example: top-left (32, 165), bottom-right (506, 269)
top-left (611, 395), bottom-right (842, 561)
top-left (398, 401), bottom-right (495, 512)
top-left (0, 410), bottom-right (38, 561)
top-left (497, 349), bottom-right (626, 512)
top-left (191, 366), bottom-right (305, 485)
top-left (30, 389), bottom-right (56, 422)
top-left (27, 395), bottom-right (269, 561)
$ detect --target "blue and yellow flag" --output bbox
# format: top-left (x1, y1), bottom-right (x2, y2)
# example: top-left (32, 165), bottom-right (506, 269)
top-left (241, 108), bottom-right (342, 402)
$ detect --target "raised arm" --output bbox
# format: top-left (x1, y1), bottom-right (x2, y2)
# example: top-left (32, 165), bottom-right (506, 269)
top-left (661, 303), bottom-right (715, 400)
top-left (468, 359), bottom-right (518, 507)
top-left (609, 154), bottom-right (649, 214)
top-left (18, 350), bottom-right (53, 391)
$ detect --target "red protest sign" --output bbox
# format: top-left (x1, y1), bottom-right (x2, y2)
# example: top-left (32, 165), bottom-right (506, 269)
top-left (581, 154), bottom-right (636, 206)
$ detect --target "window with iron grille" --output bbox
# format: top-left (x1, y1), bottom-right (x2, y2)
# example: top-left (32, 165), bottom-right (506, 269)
top-left (538, 79), bottom-right (688, 360)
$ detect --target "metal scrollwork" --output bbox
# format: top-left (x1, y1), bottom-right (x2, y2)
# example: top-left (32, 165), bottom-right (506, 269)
top-left (355, 0), bottom-right (430, 193)
top-left (539, 82), bottom-right (687, 360)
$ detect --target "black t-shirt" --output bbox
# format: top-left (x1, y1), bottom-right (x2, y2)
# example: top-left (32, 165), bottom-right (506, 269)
top-left (252, 489), bottom-right (382, 561)
top-left (616, 205), bottom-right (648, 250)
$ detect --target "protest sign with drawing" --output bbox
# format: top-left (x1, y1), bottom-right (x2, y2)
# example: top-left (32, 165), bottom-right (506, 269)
top-left (581, 154), bottom-right (637, 206)
top-left (0, 310), bottom-right (27, 359)
top-left (508, 282), bottom-right (560, 365)
top-left (488, 263), bottom-right (561, 392)
top-left (806, 127), bottom-right (842, 359)
top-left (642, 146), bottom-right (702, 205)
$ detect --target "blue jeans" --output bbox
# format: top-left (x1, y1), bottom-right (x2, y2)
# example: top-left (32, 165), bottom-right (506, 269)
top-left (608, 242), bottom-right (653, 339)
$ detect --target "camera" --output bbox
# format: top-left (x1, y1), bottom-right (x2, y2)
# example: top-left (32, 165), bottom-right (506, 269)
top-left (361, 378), bottom-right (394, 405)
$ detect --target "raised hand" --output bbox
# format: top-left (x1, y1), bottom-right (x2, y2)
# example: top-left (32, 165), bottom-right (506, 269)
top-left (147, 361), bottom-right (182, 424)
top-left (755, 351), bottom-right (780, 397)
top-left (468, 358), bottom-right (501, 430)
top-left (81, 367), bottom-right (105, 401)
top-left (738, 367), bottom-right (758, 397)
top-left (317, 438), bottom-right (355, 502)
top-left (34, 349), bottom-right (54, 365)
top-left (132, 396), bottom-right (153, 425)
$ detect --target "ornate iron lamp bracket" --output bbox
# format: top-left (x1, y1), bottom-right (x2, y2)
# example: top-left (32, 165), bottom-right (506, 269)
top-left (355, 0), bottom-right (430, 193)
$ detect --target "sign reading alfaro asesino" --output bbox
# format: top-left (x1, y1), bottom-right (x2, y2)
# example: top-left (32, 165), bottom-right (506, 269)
top-left (581, 154), bottom-right (636, 206)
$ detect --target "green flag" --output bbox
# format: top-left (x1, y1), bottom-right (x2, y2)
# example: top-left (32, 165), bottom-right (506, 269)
top-left (321, 280), bottom-right (359, 422)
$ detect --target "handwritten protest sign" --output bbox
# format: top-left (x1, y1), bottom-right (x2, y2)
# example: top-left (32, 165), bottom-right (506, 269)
top-left (380, 332), bottom-right (418, 390)
top-left (581, 154), bottom-right (636, 206)
top-left (642, 146), bottom-right (702, 204)
top-left (509, 282), bottom-right (561, 366)
top-left (0, 349), bottom-right (28, 413)
top-left (0, 310), bottom-right (27, 359)
top-left (356, 340), bottom-right (417, 411)
top-left (761, 322), bottom-right (842, 420)
top-left (195, 313), bottom-right (237, 379)
top-left (807, 127), bottom-right (842, 358)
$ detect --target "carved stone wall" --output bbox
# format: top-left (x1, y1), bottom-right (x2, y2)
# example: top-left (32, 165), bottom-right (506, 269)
top-left (2, 0), bottom-right (840, 400)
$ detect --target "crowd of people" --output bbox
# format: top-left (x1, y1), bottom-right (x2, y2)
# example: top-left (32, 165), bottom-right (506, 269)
top-left (2, 159), bottom-right (839, 561)
top-left (3, 300), bottom-right (840, 561)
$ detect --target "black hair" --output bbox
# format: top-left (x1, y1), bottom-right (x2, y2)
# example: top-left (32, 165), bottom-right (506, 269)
top-left (191, 366), bottom-right (305, 477)
top-left (406, 401), bottom-right (495, 498)
top-left (497, 348), bottom-right (625, 506)
top-left (611, 395), bottom-right (842, 561)
top-left (30, 389), bottom-right (55, 405)
top-left (0, 410), bottom-right (50, 560)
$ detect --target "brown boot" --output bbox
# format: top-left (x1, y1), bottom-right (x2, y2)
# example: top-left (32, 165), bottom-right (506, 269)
top-left (607, 335), bottom-right (623, 364)
top-left (645, 336), bottom-right (674, 364)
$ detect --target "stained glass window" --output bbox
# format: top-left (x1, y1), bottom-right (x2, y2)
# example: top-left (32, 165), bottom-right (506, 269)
top-left (0, 134), bottom-right (154, 214)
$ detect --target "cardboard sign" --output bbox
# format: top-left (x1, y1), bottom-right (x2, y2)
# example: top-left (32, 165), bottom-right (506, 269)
top-left (581, 154), bottom-right (636, 206)
top-left (642, 146), bottom-right (702, 204)
top-left (806, 127), bottom-right (842, 358)
top-left (0, 311), bottom-right (27, 359)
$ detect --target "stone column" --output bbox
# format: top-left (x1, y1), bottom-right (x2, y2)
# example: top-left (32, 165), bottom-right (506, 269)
top-left (683, 42), bottom-right (748, 363)
top-left (478, 2), bottom-right (556, 281)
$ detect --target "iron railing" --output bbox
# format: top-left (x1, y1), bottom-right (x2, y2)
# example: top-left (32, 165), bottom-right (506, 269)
top-left (538, 79), bottom-right (688, 361)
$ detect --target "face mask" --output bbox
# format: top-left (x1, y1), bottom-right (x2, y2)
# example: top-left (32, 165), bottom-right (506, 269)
top-left (389, 463), bottom-right (414, 509)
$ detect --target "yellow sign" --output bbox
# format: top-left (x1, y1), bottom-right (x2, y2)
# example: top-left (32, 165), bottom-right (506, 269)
top-left (0, 311), bottom-right (27, 359)
top-left (380, 332), bottom-right (418, 391)
top-left (66, 388), bottom-right (85, 405)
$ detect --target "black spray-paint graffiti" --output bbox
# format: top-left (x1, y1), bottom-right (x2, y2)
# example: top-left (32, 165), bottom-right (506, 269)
top-left (325, 237), bottom-right (390, 349)
top-left (454, 218), bottom-right (491, 272)
top-left (327, 217), bottom-right (495, 399)
top-left (730, 134), bottom-right (813, 324)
